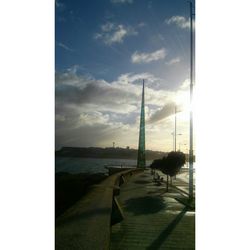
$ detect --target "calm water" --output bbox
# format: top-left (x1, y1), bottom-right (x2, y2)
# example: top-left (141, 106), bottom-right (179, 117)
top-left (55, 157), bottom-right (153, 174)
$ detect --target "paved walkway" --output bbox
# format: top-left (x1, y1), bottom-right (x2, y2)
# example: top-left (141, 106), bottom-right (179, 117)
top-left (110, 169), bottom-right (195, 250)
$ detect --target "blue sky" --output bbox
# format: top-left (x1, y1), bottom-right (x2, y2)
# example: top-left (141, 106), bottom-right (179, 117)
top-left (55, 0), bottom-right (194, 151)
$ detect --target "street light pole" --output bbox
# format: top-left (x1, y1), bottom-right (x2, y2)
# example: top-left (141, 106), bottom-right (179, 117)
top-left (174, 106), bottom-right (177, 151)
top-left (189, 1), bottom-right (194, 200)
top-left (171, 132), bottom-right (174, 151)
top-left (176, 133), bottom-right (182, 150)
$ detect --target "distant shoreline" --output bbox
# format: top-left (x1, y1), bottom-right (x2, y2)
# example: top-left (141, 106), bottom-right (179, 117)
top-left (56, 146), bottom-right (167, 160)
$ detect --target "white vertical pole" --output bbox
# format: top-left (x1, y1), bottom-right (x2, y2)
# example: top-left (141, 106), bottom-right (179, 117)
top-left (174, 106), bottom-right (177, 152)
top-left (189, 1), bottom-right (194, 200)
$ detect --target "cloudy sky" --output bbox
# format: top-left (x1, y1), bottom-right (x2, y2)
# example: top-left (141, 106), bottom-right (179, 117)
top-left (55, 0), bottom-right (194, 151)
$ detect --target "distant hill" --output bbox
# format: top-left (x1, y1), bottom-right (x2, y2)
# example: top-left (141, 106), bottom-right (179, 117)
top-left (55, 147), bottom-right (167, 161)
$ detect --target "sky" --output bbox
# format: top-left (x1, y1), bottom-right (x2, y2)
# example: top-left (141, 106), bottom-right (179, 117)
top-left (55, 0), bottom-right (195, 152)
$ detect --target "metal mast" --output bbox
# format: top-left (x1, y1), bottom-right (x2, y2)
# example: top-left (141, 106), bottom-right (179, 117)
top-left (137, 79), bottom-right (146, 168)
top-left (189, 1), bottom-right (194, 200)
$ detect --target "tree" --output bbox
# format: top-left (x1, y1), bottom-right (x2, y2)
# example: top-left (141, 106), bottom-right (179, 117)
top-left (150, 151), bottom-right (186, 191)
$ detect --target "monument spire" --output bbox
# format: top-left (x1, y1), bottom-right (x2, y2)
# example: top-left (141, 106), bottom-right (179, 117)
top-left (137, 79), bottom-right (146, 168)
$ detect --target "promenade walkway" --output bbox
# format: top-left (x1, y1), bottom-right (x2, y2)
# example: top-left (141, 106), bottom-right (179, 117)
top-left (110, 169), bottom-right (195, 250)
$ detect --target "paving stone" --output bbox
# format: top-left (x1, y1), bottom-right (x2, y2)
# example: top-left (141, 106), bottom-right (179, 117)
top-left (110, 169), bottom-right (195, 250)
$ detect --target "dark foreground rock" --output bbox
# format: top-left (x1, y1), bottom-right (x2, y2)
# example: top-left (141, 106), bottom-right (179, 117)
top-left (55, 172), bottom-right (107, 217)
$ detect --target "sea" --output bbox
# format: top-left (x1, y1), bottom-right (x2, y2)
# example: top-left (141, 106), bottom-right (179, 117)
top-left (55, 157), bottom-right (153, 174)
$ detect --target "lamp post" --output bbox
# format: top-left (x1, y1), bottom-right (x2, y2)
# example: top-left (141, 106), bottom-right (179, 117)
top-left (173, 105), bottom-right (183, 152)
top-left (171, 132), bottom-right (182, 151)
top-left (188, 0), bottom-right (195, 200)
top-left (175, 133), bottom-right (182, 152)
top-left (171, 132), bottom-right (174, 151)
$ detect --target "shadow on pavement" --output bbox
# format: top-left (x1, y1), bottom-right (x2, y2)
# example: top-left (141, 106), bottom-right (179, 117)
top-left (146, 206), bottom-right (188, 250)
top-left (138, 174), bottom-right (149, 178)
top-left (124, 196), bottom-right (166, 215)
top-left (147, 188), bottom-right (166, 195)
top-left (134, 180), bottom-right (152, 184)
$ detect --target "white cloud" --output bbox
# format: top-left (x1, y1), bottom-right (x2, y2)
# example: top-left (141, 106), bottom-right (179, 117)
top-left (55, 65), bottom-right (91, 88)
top-left (57, 42), bottom-right (74, 52)
top-left (131, 48), bottom-right (167, 64)
top-left (165, 16), bottom-right (190, 29)
top-left (55, 114), bottom-right (66, 122)
top-left (55, 67), bottom-right (189, 112)
top-left (111, 0), bottom-right (133, 4)
top-left (179, 79), bottom-right (190, 91)
top-left (56, 68), bottom-right (141, 114)
top-left (56, 67), bottom-right (189, 111)
top-left (55, 67), bottom-right (191, 150)
top-left (147, 78), bottom-right (191, 124)
top-left (101, 22), bottom-right (115, 32)
top-left (148, 102), bottom-right (177, 124)
top-left (165, 57), bottom-right (181, 66)
top-left (145, 88), bottom-right (173, 106)
top-left (55, 0), bottom-right (65, 9)
top-left (79, 111), bottom-right (110, 126)
top-left (116, 72), bottom-right (160, 86)
top-left (94, 22), bottom-right (137, 45)
top-left (138, 22), bottom-right (146, 28)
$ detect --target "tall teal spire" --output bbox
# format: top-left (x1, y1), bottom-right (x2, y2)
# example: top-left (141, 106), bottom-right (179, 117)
top-left (137, 79), bottom-right (146, 168)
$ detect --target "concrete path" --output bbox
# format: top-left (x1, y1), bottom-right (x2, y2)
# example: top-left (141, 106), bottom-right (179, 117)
top-left (110, 169), bottom-right (195, 250)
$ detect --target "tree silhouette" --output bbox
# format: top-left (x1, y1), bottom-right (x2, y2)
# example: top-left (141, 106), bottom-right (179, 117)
top-left (150, 151), bottom-right (186, 191)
